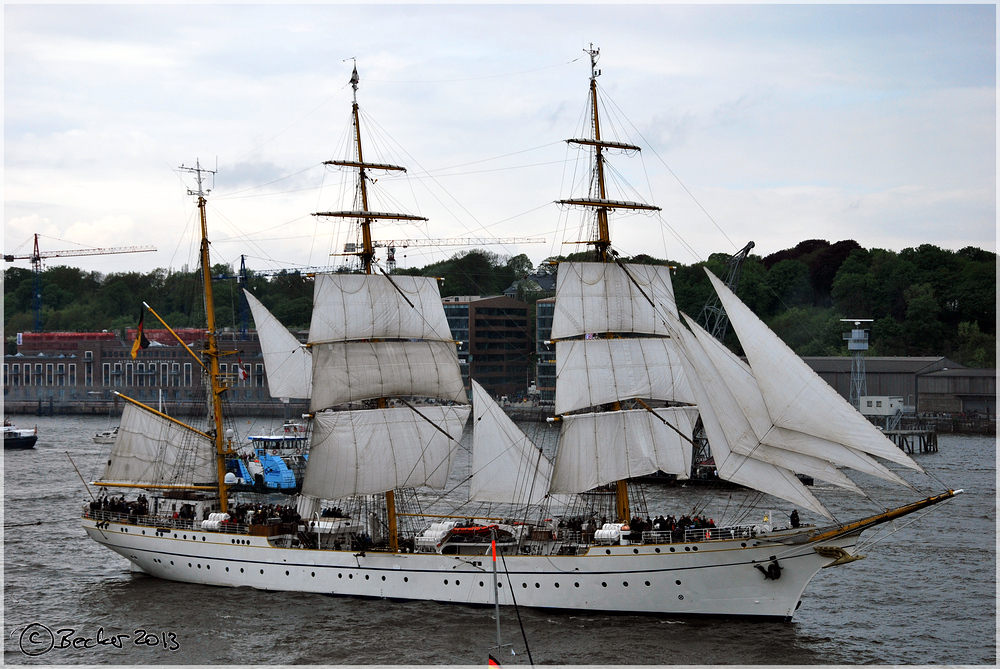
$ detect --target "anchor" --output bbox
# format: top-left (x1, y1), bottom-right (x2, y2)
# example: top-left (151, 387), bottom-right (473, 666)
top-left (754, 556), bottom-right (783, 580)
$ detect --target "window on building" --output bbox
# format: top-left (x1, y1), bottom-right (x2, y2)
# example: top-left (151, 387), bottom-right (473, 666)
top-left (184, 363), bottom-right (192, 386)
top-left (161, 363), bottom-right (168, 387)
top-left (126, 363), bottom-right (134, 387)
top-left (46, 364), bottom-right (54, 385)
top-left (85, 361), bottom-right (93, 387)
top-left (103, 363), bottom-right (111, 386)
top-left (69, 363), bottom-right (76, 386)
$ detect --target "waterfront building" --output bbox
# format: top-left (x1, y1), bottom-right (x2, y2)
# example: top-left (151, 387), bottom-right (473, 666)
top-left (441, 295), bottom-right (532, 399)
top-left (534, 297), bottom-right (555, 404)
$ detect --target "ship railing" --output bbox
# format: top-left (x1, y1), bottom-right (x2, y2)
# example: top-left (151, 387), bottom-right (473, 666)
top-left (83, 508), bottom-right (251, 535)
top-left (637, 525), bottom-right (759, 545)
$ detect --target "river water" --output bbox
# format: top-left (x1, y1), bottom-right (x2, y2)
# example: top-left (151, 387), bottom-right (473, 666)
top-left (3, 414), bottom-right (995, 665)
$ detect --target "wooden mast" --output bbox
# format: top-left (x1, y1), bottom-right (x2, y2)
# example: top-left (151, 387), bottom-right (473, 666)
top-left (182, 159), bottom-right (231, 515)
top-left (557, 45), bottom-right (664, 524)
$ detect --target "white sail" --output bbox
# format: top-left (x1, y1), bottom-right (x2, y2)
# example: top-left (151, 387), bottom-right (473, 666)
top-left (550, 262), bottom-right (678, 340)
top-left (301, 405), bottom-right (471, 500)
top-left (244, 289), bottom-right (312, 399)
top-left (684, 314), bottom-right (912, 488)
top-left (668, 319), bottom-right (833, 518)
top-left (310, 340), bottom-right (468, 411)
top-left (706, 270), bottom-right (922, 472)
top-left (549, 407), bottom-right (697, 494)
top-left (470, 380), bottom-right (553, 505)
top-left (555, 338), bottom-right (694, 414)
top-left (99, 401), bottom-right (217, 488)
top-left (308, 273), bottom-right (453, 344)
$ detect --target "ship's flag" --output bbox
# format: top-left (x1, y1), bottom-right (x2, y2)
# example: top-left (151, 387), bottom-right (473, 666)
top-left (130, 309), bottom-right (150, 359)
top-left (237, 357), bottom-right (249, 381)
top-left (488, 654), bottom-right (500, 667)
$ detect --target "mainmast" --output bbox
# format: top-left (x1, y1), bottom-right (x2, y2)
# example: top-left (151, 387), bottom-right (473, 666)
top-left (180, 159), bottom-right (231, 514)
top-left (312, 64), bottom-right (429, 552)
top-left (558, 45), bottom-right (663, 523)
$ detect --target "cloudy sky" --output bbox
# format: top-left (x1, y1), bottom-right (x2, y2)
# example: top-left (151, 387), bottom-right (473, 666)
top-left (4, 4), bottom-right (995, 279)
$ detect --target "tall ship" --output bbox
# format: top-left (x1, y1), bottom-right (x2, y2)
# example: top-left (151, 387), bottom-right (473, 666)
top-left (82, 50), bottom-right (960, 621)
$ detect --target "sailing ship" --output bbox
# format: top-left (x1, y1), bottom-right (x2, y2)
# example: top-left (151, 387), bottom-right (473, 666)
top-left (82, 50), bottom-right (961, 621)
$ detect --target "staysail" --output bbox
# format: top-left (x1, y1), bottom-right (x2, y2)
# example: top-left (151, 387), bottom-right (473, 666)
top-left (244, 289), bottom-right (312, 400)
top-left (470, 380), bottom-right (553, 506)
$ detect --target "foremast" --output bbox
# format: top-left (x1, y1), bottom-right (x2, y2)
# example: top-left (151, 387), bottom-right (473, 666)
top-left (558, 45), bottom-right (662, 523)
top-left (182, 160), bottom-right (232, 514)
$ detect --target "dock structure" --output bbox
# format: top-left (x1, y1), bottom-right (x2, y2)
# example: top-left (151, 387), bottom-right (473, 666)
top-left (883, 429), bottom-right (938, 454)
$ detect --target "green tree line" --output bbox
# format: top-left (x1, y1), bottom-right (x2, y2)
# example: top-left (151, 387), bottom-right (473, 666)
top-left (4, 240), bottom-right (994, 367)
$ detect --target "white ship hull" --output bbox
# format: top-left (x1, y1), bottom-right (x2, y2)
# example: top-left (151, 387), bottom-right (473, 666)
top-left (82, 515), bottom-right (855, 620)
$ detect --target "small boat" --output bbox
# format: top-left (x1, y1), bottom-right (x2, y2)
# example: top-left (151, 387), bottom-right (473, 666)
top-left (4, 420), bottom-right (38, 449)
top-left (93, 426), bottom-right (119, 445)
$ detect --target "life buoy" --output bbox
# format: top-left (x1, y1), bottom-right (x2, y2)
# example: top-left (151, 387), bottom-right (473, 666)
top-left (704, 530), bottom-right (711, 540)
top-left (271, 449), bottom-right (279, 456)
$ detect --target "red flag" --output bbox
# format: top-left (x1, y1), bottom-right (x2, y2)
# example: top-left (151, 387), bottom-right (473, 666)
top-left (130, 309), bottom-right (150, 359)
top-left (237, 357), bottom-right (249, 381)
top-left (488, 654), bottom-right (501, 667)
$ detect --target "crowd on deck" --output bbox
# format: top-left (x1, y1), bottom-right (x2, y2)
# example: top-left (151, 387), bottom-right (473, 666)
top-left (89, 494), bottom-right (149, 516)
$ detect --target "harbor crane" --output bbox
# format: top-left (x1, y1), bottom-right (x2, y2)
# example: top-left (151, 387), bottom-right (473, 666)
top-left (4, 233), bottom-right (157, 332)
top-left (368, 237), bottom-right (546, 271)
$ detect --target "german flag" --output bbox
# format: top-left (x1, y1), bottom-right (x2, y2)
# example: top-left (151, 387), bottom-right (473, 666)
top-left (488, 654), bottom-right (501, 667)
top-left (130, 309), bottom-right (150, 359)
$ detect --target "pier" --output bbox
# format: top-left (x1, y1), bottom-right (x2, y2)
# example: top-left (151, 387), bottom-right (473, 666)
top-left (883, 429), bottom-right (938, 454)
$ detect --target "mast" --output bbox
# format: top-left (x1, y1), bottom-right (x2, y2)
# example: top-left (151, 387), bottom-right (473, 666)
top-left (314, 64), bottom-right (419, 552)
top-left (558, 45), bottom-right (663, 524)
top-left (180, 159), bottom-right (231, 514)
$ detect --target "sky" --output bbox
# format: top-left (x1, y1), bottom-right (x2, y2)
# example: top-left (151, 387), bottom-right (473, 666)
top-left (4, 3), bottom-right (996, 280)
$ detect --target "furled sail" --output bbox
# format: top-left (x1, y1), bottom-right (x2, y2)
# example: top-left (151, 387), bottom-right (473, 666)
top-left (470, 380), bottom-right (553, 506)
top-left (549, 407), bottom-right (697, 494)
top-left (244, 289), bottom-right (312, 399)
top-left (98, 401), bottom-right (217, 488)
top-left (310, 340), bottom-right (468, 411)
top-left (308, 274), bottom-right (454, 344)
top-left (550, 262), bottom-right (678, 340)
top-left (555, 338), bottom-right (694, 414)
top-left (300, 405), bottom-right (471, 500)
top-left (705, 270), bottom-right (923, 473)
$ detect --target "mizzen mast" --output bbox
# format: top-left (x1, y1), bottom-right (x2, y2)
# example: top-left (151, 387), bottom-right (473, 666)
top-left (179, 159), bottom-right (231, 514)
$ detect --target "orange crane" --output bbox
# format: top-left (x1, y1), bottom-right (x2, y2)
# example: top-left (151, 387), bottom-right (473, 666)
top-left (4, 233), bottom-right (156, 331)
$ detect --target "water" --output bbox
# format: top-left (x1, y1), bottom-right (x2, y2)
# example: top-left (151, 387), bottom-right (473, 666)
top-left (4, 414), bottom-right (995, 664)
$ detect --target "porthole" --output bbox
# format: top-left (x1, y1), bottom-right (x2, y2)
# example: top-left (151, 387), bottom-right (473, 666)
top-left (381, 575), bottom-right (386, 581)
top-left (231, 539), bottom-right (236, 544)
top-left (183, 535), bottom-right (187, 539)
top-left (349, 574), bottom-right (353, 579)
top-left (286, 571), bottom-right (290, 576)
top-left (170, 561), bottom-right (174, 565)
top-left (456, 580), bottom-right (460, 586)
top-left (675, 580), bottom-right (682, 585)
top-left (623, 581), bottom-right (629, 587)
top-left (197, 564), bottom-right (201, 569)
top-left (692, 546), bottom-right (698, 551)
top-left (644, 581), bottom-right (650, 586)
top-left (206, 565), bottom-right (210, 570)
top-left (338, 573), bottom-right (343, 579)
top-left (534, 583), bottom-right (540, 589)
top-left (226, 567), bottom-right (230, 572)
top-left (555, 583), bottom-right (560, 588)
top-left (521, 583), bottom-right (527, 589)
top-left (655, 548), bottom-right (661, 553)
top-left (365, 574), bottom-right (370, 580)
top-left (678, 594), bottom-right (684, 600)
top-left (670, 547), bottom-right (676, 552)
top-left (173, 534), bottom-right (178, 538)
top-left (188, 563), bottom-right (192, 567)
top-left (685, 546), bottom-right (691, 552)
top-left (633, 549), bottom-right (639, 554)
top-left (497, 582), bottom-right (502, 588)
top-left (601, 582), bottom-right (608, 588)
top-left (445, 579), bottom-right (450, 585)
top-left (240, 568), bottom-right (244, 573)
top-left (574, 582), bottom-right (579, 588)
top-left (741, 542), bottom-right (747, 548)
top-left (404, 577), bottom-right (409, 583)
top-left (142, 530), bottom-right (145, 535)
top-left (605, 549), bottom-right (611, 555)
top-left (479, 581), bottom-right (484, 587)
top-left (260, 569), bottom-right (264, 574)
top-left (202, 537), bottom-right (206, 542)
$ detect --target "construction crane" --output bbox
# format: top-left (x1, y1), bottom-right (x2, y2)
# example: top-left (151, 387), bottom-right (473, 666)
top-left (367, 237), bottom-right (546, 271)
top-left (4, 233), bottom-right (157, 332)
